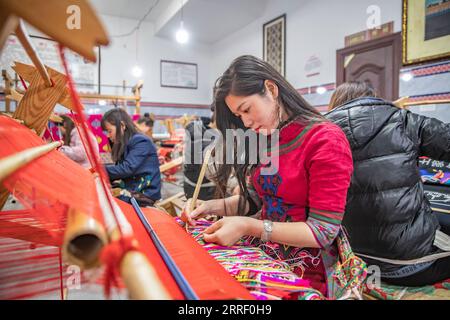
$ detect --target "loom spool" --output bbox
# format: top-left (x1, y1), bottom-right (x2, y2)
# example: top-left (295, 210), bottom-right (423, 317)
top-left (62, 207), bottom-right (108, 269)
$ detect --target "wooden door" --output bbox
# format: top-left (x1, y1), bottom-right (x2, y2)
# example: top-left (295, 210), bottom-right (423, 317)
top-left (336, 33), bottom-right (402, 101)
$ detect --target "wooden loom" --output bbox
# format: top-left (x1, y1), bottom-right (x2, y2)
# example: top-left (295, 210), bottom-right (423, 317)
top-left (1, 72), bottom-right (143, 116)
top-left (393, 96), bottom-right (450, 109)
top-left (0, 0), bottom-right (252, 300)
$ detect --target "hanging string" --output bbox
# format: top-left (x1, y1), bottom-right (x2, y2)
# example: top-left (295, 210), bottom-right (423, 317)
top-left (57, 45), bottom-right (124, 236)
top-left (58, 248), bottom-right (64, 300)
top-left (110, 0), bottom-right (160, 38)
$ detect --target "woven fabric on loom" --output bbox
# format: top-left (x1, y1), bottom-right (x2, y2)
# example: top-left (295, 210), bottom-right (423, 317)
top-left (0, 115), bottom-right (253, 300)
top-left (177, 218), bottom-right (325, 300)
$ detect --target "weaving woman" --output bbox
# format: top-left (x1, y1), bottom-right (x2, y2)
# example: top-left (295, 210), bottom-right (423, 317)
top-left (182, 55), bottom-right (361, 299)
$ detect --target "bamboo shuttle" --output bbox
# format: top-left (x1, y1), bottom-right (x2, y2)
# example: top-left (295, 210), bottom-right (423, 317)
top-left (0, 141), bottom-right (62, 182)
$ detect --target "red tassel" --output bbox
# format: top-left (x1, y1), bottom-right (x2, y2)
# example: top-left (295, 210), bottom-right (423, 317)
top-left (100, 237), bottom-right (139, 299)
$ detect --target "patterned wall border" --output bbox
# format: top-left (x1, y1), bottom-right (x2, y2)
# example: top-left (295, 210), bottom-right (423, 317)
top-left (401, 60), bottom-right (450, 78)
top-left (298, 83), bottom-right (336, 95)
top-left (407, 91), bottom-right (450, 103)
top-left (0, 94), bottom-right (211, 111)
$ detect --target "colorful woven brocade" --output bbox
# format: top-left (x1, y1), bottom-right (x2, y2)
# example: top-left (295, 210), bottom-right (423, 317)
top-left (363, 279), bottom-right (450, 300)
top-left (333, 231), bottom-right (368, 299)
top-left (179, 219), bottom-right (324, 300)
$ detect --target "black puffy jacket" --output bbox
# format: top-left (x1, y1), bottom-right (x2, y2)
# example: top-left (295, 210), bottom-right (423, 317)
top-left (183, 120), bottom-right (216, 200)
top-left (326, 97), bottom-right (450, 269)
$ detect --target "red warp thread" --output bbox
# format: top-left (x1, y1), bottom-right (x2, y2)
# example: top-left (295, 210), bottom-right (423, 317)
top-left (99, 237), bottom-right (139, 299)
top-left (19, 75), bottom-right (28, 90)
top-left (57, 44), bottom-right (124, 237)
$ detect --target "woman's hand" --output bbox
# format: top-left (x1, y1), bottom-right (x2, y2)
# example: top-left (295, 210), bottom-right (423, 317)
top-left (181, 195), bottom-right (246, 226)
top-left (202, 216), bottom-right (258, 246)
top-left (181, 198), bottom-right (221, 226)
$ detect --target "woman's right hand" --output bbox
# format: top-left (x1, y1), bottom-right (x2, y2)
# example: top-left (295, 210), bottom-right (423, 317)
top-left (181, 198), bottom-right (221, 226)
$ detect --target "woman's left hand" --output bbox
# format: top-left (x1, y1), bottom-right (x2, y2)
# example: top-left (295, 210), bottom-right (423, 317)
top-left (202, 216), bottom-right (257, 246)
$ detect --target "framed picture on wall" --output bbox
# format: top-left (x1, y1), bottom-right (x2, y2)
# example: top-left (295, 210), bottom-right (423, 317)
top-left (403, 0), bottom-right (450, 65)
top-left (263, 14), bottom-right (286, 77)
top-left (160, 60), bottom-right (198, 89)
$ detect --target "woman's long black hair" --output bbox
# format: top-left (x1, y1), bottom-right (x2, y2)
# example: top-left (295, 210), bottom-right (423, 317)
top-left (213, 55), bottom-right (325, 215)
top-left (101, 108), bottom-right (139, 162)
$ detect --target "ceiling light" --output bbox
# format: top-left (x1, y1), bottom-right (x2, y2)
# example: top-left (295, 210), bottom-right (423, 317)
top-left (176, 21), bottom-right (189, 44)
top-left (132, 65), bottom-right (143, 78)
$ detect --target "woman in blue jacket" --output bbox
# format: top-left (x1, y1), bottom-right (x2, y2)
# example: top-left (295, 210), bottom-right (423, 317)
top-left (101, 108), bottom-right (161, 206)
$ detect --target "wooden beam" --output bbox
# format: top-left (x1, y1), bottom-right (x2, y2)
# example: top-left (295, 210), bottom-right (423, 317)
top-left (0, 9), bottom-right (18, 54)
top-left (12, 62), bottom-right (73, 135)
top-left (0, 141), bottom-right (62, 182)
top-left (159, 157), bottom-right (183, 173)
top-left (0, 0), bottom-right (109, 62)
top-left (77, 93), bottom-right (140, 101)
top-left (15, 20), bottom-right (52, 87)
top-left (0, 188), bottom-right (9, 211)
top-left (2, 70), bottom-right (14, 112)
top-left (156, 192), bottom-right (186, 217)
top-left (403, 99), bottom-right (450, 107)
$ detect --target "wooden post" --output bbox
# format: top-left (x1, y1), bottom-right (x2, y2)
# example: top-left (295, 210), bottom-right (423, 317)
top-left (0, 188), bottom-right (9, 211)
top-left (2, 70), bottom-right (13, 113)
top-left (122, 80), bottom-right (127, 109)
top-left (132, 81), bottom-right (143, 116)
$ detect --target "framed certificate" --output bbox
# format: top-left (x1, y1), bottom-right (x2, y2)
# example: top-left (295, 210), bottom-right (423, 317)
top-left (160, 60), bottom-right (198, 89)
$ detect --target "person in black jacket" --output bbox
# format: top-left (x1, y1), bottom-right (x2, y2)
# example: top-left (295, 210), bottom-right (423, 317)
top-left (326, 82), bottom-right (450, 287)
top-left (183, 113), bottom-right (217, 200)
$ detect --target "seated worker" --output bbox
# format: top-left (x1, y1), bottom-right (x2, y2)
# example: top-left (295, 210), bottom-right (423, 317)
top-left (183, 107), bottom-right (239, 200)
top-left (182, 55), bottom-right (358, 299)
top-left (183, 113), bottom-right (217, 200)
top-left (59, 114), bottom-right (99, 168)
top-left (101, 108), bottom-right (161, 206)
top-left (326, 81), bottom-right (450, 287)
top-left (136, 112), bottom-right (155, 140)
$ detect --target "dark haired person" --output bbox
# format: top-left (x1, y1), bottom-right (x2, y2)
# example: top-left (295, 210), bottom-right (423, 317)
top-left (59, 115), bottom-right (99, 168)
top-left (326, 81), bottom-right (450, 287)
top-left (136, 113), bottom-right (155, 140)
top-left (101, 108), bottom-right (161, 206)
top-left (183, 106), bottom-right (217, 200)
top-left (182, 55), bottom-right (358, 298)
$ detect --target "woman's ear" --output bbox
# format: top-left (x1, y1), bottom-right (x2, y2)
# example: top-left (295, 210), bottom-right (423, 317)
top-left (121, 121), bottom-right (126, 131)
top-left (264, 80), bottom-right (279, 100)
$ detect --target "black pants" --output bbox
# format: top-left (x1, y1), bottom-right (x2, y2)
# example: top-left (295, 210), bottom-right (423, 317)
top-left (383, 255), bottom-right (450, 287)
